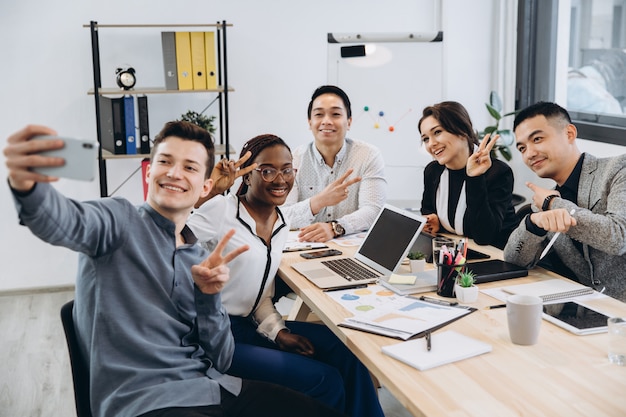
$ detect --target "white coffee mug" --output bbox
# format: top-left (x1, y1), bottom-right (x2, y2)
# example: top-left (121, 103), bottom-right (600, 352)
top-left (506, 294), bottom-right (543, 345)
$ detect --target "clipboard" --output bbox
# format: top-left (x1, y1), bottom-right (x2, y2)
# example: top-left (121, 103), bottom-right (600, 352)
top-left (337, 294), bottom-right (477, 340)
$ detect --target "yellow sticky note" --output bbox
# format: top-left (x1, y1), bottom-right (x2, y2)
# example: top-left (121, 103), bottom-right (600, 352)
top-left (388, 273), bottom-right (417, 285)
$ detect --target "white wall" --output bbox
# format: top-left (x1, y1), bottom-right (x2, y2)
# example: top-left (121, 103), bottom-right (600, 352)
top-left (0, 0), bottom-right (583, 291)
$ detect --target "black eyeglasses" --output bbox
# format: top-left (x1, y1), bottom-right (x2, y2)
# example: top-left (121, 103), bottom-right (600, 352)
top-left (253, 167), bottom-right (296, 182)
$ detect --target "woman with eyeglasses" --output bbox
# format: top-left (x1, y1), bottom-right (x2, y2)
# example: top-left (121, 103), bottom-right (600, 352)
top-left (188, 134), bottom-right (384, 417)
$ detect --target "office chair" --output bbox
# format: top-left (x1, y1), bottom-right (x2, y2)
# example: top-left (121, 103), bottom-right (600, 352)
top-left (515, 203), bottom-right (533, 225)
top-left (60, 300), bottom-right (93, 417)
top-left (511, 193), bottom-right (526, 208)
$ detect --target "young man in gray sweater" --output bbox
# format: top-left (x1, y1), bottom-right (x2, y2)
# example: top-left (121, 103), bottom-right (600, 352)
top-left (5, 122), bottom-right (346, 417)
top-left (504, 102), bottom-right (626, 302)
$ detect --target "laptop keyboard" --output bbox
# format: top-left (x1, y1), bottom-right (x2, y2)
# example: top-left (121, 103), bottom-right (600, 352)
top-left (321, 258), bottom-right (382, 281)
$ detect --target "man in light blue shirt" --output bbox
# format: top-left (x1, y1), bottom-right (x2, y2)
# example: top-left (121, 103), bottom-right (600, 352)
top-left (282, 85), bottom-right (387, 242)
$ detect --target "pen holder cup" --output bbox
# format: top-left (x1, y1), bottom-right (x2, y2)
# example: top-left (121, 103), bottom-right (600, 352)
top-left (437, 264), bottom-right (465, 298)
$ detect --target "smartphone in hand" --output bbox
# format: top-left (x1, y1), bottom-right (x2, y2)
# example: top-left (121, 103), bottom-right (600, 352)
top-left (31, 136), bottom-right (99, 181)
top-left (300, 249), bottom-right (343, 259)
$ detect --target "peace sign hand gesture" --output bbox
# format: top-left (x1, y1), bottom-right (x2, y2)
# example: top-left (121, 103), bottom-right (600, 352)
top-left (310, 168), bottom-right (361, 214)
top-left (466, 133), bottom-right (497, 177)
top-left (191, 229), bottom-right (249, 294)
top-left (196, 151), bottom-right (258, 208)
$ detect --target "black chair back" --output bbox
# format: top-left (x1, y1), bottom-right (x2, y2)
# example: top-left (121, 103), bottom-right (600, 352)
top-left (60, 300), bottom-right (93, 417)
top-left (515, 203), bottom-right (533, 225)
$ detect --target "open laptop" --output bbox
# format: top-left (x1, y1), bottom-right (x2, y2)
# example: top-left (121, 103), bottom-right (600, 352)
top-left (291, 204), bottom-right (427, 290)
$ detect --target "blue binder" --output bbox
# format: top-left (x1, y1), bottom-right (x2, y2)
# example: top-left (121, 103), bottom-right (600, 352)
top-left (123, 95), bottom-right (136, 154)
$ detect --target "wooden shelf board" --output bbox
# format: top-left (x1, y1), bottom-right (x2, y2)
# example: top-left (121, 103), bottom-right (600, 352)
top-left (83, 23), bottom-right (233, 29)
top-left (102, 144), bottom-right (235, 160)
top-left (88, 86), bottom-right (234, 95)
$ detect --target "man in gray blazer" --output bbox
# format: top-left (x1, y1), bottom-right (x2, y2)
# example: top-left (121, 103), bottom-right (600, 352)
top-left (504, 102), bottom-right (626, 302)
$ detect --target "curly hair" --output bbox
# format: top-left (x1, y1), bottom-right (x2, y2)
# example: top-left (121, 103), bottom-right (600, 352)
top-left (237, 134), bottom-right (292, 195)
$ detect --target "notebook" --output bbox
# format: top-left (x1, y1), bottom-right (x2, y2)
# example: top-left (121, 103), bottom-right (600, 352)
top-left (379, 270), bottom-right (438, 295)
top-left (465, 259), bottom-right (529, 284)
top-left (283, 230), bottom-right (328, 252)
top-left (291, 205), bottom-right (427, 290)
top-left (501, 279), bottom-right (594, 302)
top-left (382, 330), bottom-right (492, 370)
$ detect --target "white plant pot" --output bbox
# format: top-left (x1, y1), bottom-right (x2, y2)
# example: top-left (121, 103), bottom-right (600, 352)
top-left (454, 284), bottom-right (479, 303)
top-left (409, 259), bottom-right (426, 273)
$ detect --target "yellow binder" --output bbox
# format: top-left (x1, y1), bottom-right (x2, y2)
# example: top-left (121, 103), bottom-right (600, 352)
top-left (175, 32), bottom-right (193, 90)
top-left (190, 32), bottom-right (206, 90)
top-left (204, 32), bottom-right (217, 90)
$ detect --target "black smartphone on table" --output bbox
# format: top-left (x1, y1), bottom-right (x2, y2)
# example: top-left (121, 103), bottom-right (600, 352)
top-left (300, 249), bottom-right (343, 259)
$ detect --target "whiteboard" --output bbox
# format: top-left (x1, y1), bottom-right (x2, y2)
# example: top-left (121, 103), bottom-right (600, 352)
top-left (327, 36), bottom-right (444, 203)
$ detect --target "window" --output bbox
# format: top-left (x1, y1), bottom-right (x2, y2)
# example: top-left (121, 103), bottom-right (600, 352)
top-left (516, 0), bottom-right (626, 145)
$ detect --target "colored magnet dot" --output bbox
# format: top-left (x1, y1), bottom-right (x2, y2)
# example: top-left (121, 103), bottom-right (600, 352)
top-left (363, 106), bottom-right (369, 111)
top-left (378, 111), bottom-right (384, 116)
top-left (374, 123), bottom-right (380, 129)
top-left (388, 126), bottom-right (395, 132)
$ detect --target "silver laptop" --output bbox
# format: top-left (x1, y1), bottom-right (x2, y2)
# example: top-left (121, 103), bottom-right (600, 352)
top-left (291, 204), bottom-right (427, 290)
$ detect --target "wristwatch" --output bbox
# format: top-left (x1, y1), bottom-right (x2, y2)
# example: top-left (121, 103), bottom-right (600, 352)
top-left (542, 194), bottom-right (559, 211)
top-left (328, 220), bottom-right (345, 237)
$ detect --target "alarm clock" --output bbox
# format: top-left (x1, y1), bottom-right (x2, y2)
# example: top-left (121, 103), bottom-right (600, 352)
top-left (115, 67), bottom-right (136, 90)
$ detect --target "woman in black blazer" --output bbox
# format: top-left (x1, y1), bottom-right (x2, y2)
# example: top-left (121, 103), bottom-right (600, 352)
top-left (418, 101), bottom-right (517, 249)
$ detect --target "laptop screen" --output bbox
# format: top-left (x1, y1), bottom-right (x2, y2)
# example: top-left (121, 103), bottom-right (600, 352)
top-left (356, 206), bottom-right (426, 274)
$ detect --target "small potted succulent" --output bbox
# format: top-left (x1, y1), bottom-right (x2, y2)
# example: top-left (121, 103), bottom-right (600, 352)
top-left (407, 251), bottom-right (426, 273)
top-left (454, 270), bottom-right (478, 303)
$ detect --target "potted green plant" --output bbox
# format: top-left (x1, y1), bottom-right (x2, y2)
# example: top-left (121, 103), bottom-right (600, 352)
top-left (178, 110), bottom-right (217, 134)
top-left (478, 92), bottom-right (527, 207)
top-left (477, 91), bottom-right (519, 161)
top-left (454, 270), bottom-right (478, 303)
top-left (407, 251), bottom-right (426, 273)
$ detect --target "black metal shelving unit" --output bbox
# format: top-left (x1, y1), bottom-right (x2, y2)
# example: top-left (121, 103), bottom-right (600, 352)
top-left (86, 21), bottom-right (233, 197)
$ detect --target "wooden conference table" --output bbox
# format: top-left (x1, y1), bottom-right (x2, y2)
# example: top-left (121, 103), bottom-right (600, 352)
top-left (277, 241), bottom-right (626, 417)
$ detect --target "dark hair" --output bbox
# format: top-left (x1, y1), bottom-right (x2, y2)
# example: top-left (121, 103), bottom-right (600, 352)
top-left (307, 85), bottom-right (352, 119)
top-left (151, 121), bottom-right (215, 178)
top-left (418, 101), bottom-right (478, 154)
top-left (513, 101), bottom-right (572, 132)
top-left (237, 134), bottom-right (292, 195)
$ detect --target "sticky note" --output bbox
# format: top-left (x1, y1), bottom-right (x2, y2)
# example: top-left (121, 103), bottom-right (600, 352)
top-left (388, 273), bottom-right (417, 285)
